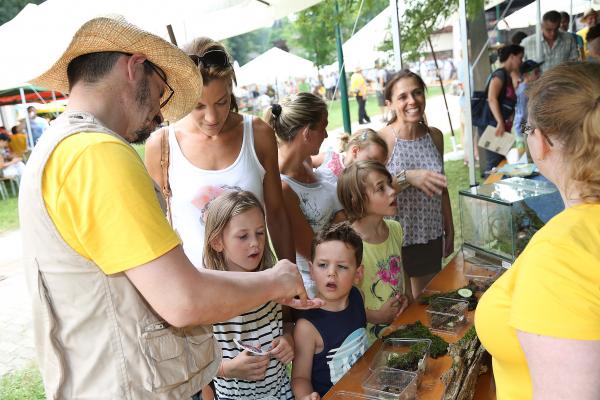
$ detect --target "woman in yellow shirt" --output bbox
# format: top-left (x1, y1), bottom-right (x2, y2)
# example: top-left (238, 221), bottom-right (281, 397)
top-left (475, 62), bottom-right (600, 400)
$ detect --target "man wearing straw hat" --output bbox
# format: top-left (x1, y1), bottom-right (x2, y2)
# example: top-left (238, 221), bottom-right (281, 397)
top-left (578, 8), bottom-right (599, 59)
top-left (18, 16), bottom-right (320, 399)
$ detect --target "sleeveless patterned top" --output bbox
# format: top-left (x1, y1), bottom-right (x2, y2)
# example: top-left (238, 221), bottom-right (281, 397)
top-left (386, 127), bottom-right (443, 245)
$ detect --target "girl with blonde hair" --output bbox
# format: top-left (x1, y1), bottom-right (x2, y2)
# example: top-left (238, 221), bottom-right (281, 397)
top-left (311, 128), bottom-right (388, 186)
top-left (264, 93), bottom-right (345, 296)
top-left (204, 190), bottom-right (294, 400)
top-left (145, 37), bottom-right (294, 270)
top-left (476, 62), bottom-right (600, 400)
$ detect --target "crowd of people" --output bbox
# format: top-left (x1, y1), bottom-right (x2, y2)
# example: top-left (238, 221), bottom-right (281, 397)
top-left (13, 9), bottom-right (600, 400)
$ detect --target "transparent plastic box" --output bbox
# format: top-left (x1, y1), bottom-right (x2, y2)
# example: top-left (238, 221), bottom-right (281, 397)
top-left (462, 260), bottom-right (503, 292)
top-left (459, 177), bottom-right (562, 263)
top-left (427, 298), bottom-right (468, 334)
top-left (370, 338), bottom-right (431, 385)
top-left (362, 367), bottom-right (418, 400)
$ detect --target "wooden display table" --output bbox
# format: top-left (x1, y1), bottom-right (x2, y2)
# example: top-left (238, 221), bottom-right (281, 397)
top-left (323, 252), bottom-right (496, 400)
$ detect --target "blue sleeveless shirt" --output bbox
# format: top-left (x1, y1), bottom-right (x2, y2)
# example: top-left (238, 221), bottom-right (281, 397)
top-left (300, 287), bottom-right (368, 396)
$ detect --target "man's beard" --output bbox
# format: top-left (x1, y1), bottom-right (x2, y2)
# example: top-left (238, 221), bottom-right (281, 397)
top-left (130, 75), bottom-right (157, 144)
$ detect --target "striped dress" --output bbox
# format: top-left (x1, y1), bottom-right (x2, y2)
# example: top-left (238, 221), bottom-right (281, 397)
top-left (212, 301), bottom-right (293, 399)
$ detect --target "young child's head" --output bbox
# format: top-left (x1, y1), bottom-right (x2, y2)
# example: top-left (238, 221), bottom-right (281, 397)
top-left (310, 222), bottom-right (364, 301)
top-left (337, 160), bottom-right (397, 222)
top-left (339, 128), bottom-right (388, 165)
top-left (203, 190), bottom-right (275, 272)
top-left (519, 60), bottom-right (542, 83)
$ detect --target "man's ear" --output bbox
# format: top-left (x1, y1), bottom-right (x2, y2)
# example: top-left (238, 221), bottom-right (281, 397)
top-left (126, 53), bottom-right (147, 82)
top-left (354, 264), bottom-right (364, 285)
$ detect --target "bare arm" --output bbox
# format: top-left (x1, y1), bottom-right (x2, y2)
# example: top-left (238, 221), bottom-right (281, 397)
top-left (281, 181), bottom-right (315, 261)
top-left (292, 319), bottom-right (321, 400)
top-left (488, 76), bottom-right (506, 136)
top-left (144, 128), bottom-right (165, 188)
top-left (253, 118), bottom-right (296, 262)
top-left (124, 245), bottom-right (316, 328)
top-left (517, 331), bottom-right (600, 400)
top-left (310, 152), bottom-right (326, 168)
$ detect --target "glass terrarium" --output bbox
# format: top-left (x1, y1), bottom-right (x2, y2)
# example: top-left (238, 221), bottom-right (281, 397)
top-left (459, 177), bottom-right (563, 264)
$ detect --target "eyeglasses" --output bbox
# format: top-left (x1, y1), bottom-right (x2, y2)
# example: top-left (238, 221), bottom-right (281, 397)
top-left (189, 49), bottom-right (230, 69)
top-left (143, 60), bottom-right (175, 109)
top-left (520, 122), bottom-right (554, 146)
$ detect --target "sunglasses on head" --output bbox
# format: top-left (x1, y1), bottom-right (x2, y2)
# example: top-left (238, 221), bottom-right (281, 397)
top-left (189, 49), bottom-right (230, 69)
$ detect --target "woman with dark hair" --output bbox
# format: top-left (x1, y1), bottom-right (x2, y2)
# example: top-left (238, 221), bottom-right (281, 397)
top-left (483, 44), bottom-right (524, 171)
top-left (379, 70), bottom-right (454, 298)
top-left (476, 62), bottom-right (600, 400)
top-left (145, 37), bottom-right (295, 269)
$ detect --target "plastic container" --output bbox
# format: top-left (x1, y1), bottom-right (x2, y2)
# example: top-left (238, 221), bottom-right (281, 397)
top-left (362, 367), bottom-right (418, 400)
top-left (328, 391), bottom-right (378, 399)
top-left (427, 297), bottom-right (469, 334)
top-left (370, 338), bottom-right (431, 385)
top-left (463, 262), bottom-right (503, 292)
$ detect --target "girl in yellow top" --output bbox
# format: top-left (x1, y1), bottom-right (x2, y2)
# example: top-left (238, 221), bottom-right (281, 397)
top-left (337, 160), bottom-right (411, 344)
top-left (475, 62), bottom-right (600, 400)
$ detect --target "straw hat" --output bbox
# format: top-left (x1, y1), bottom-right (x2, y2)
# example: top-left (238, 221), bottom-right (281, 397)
top-left (580, 9), bottom-right (598, 23)
top-left (31, 16), bottom-right (202, 122)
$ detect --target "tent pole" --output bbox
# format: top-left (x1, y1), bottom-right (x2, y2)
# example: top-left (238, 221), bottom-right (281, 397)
top-left (390, 0), bottom-right (403, 70)
top-left (535, 0), bottom-right (542, 61)
top-left (335, 0), bottom-right (352, 134)
top-left (20, 87), bottom-right (34, 148)
top-left (459, 0), bottom-right (476, 187)
top-left (427, 37), bottom-right (456, 151)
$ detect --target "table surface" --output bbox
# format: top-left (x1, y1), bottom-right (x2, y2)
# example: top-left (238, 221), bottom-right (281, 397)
top-left (322, 252), bottom-right (497, 400)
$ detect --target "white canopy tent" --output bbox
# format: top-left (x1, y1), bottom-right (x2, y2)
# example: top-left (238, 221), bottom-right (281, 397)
top-left (236, 47), bottom-right (319, 87)
top-left (0, 0), bottom-right (324, 90)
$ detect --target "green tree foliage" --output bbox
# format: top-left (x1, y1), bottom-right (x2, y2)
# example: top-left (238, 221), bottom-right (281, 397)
top-left (0, 0), bottom-right (44, 26)
top-left (379, 0), bottom-right (485, 62)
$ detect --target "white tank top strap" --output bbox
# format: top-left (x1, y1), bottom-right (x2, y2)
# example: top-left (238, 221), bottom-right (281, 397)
top-left (242, 114), bottom-right (266, 175)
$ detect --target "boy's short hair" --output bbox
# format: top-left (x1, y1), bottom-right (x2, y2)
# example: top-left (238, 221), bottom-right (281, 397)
top-left (311, 222), bottom-right (363, 266)
top-left (337, 160), bottom-right (393, 222)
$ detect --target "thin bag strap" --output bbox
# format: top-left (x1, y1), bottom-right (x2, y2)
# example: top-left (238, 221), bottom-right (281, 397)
top-left (160, 126), bottom-right (172, 226)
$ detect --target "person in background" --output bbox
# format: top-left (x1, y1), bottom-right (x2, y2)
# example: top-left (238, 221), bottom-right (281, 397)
top-left (264, 93), bottom-right (345, 297)
top-left (26, 106), bottom-right (49, 145)
top-left (586, 24), bottom-right (600, 63)
top-left (203, 190), bottom-right (294, 400)
top-left (379, 70), bottom-right (454, 298)
top-left (349, 67), bottom-right (371, 125)
top-left (337, 161), bottom-right (411, 344)
top-left (484, 44), bottom-right (524, 171)
top-left (145, 37), bottom-right (295, 270)
top-left (311, 128), bottom-right (388, 187)
top-left (521, 10), bottom-right (579, 72)
top-left (513, 60), bottom-right (543, 140)
top-left (9, 125), bottom-right (28, 157)
top-left (0, 133), bottom-right (25, 181)
top-left (475, 62), bottom-right (600, 400)
top-left (292, 222), bottom-right (368, 400)
top-left (374, 61), bottom-right (387, 121)
top-left (577, 9), bottom-right (598, 59)
top-left (560, 11), bottom-right (585, 60)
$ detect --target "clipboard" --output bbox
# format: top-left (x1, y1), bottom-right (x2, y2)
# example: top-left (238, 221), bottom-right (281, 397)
top-left (478, 125), bottom-right (515, 156)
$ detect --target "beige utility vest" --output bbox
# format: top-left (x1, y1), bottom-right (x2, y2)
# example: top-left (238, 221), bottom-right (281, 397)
top-left (19, 111), bottom-right (220, 399)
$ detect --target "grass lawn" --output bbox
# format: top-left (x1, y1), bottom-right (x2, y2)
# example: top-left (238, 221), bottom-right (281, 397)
top-left (0, 197), bottom-right (19, 232)
top-left (0, 364), bottom-right (45, 400)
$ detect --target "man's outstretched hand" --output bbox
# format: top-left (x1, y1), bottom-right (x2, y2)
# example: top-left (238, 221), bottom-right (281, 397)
top-left (271, 259), bottom-right (325, 310)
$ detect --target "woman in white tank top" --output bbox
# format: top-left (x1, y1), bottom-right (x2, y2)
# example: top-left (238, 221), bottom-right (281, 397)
top-left (146, 38), bottom-right (295, 270)
top-left (264, 93), bottom-right (345, 296)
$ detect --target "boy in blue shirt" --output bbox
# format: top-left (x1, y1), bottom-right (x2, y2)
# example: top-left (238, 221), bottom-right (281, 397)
top-left (292, 222), bottom-right (368, 400)
top-left (514, 60), bottom-right (543, 139)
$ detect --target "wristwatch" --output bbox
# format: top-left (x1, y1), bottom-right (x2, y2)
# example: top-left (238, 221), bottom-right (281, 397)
top-left (395, 169), bottom-right (410, 191)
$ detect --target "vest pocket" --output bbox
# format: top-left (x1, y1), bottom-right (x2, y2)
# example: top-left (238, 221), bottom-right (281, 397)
top-left (140, 327), bottom-right (191, 392)
top-left (187, 329), bottom-right (215, 373)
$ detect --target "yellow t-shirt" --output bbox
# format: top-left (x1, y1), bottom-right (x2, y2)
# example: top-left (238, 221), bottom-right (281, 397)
top-left (578, 27), bottom-right (590, 58)
top-left (42, 132), bottom-right (180, 274)
top-left (475, 203), bottom-right (600, 400)
top-left (349, 73), bottom-right (367, 97)
top-left (9, 133), bottom-right (27, 157)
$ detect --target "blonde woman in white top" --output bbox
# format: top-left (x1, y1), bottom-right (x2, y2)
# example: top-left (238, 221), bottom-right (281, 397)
top-left (146, 37), bottom-right (295, 268)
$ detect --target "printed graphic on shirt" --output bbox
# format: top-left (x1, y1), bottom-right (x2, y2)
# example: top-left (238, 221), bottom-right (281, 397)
top-left (191, 184), bottom-right (242, 223)
top-left (371, 255), bottom-right (405, 302)
top-left (326, 152), bottom-right (343, 177)
top-left (326, 327), bottom-right (368, 384)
